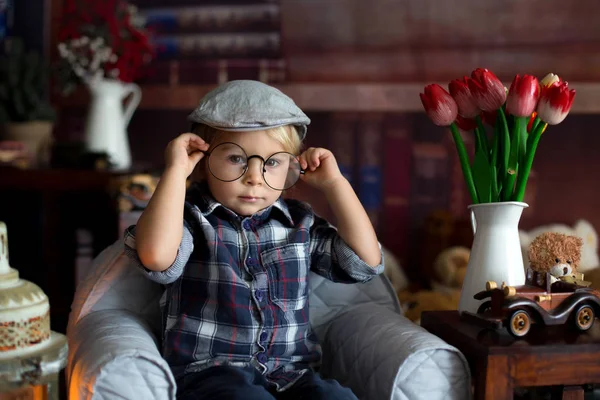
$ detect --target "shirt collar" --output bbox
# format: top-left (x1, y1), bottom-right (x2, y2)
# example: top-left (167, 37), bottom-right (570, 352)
top-left (187, 182), bottom-right (294, 227)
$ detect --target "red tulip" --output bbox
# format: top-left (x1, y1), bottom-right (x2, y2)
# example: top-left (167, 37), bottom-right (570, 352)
top-left (536, 81), bottom-right (576, 125)
top-left (540, 73), bottom-right (561, 88)
top-left (449, 77), bottom-right (480, 118)
top-left (455, 114), bottom-right (477, 132)
top-left (468, 68), bottom-right (507, 111)
top-left (481, 110), bottom-right (498, 127)
top-left (506, 74), bottom-right (540, 117)
top-left (420, 84), bottom-right (458, 126)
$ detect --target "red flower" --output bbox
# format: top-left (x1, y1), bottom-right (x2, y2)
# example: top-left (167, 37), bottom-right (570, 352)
top-left (455, 114), bottom-right (477, 132)
top-left (58, 0), bottom-right (154, 83)
top-left (449, 77), bottom-right (480, 118)
top-left (481, 110), bottom-right (498, 126)
top-left (536, 81), bottom-right (576, 125)
top-left (419, 84), bottom-right (458, 126)
top-left (468, 68), bottom-right (507, 111)
top-left (506, 74), bottom-right (540, 117)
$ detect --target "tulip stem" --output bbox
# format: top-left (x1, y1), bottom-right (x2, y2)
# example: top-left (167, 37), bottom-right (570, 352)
top-left (502, 116), bottom-right (526, 200)
top-left (530, 116), bottom-right (541, 134)
top-left (497, 108), bottom-right (510, 194)
top-left (514, 122), bottom-right (546, 202)
top-left (450, 123), bottom-right (479, 204)
top-left (490, 119), bottom-right (500, 200)
top-left (474, 115), bottom-right (489, 157)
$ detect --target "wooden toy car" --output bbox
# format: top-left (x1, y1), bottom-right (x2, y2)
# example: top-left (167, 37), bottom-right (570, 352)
top-left (464, 270), bottom-right (600, 337)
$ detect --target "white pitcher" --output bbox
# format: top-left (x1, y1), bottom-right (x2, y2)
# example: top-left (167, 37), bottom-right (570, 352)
top-left (84, 78), bottom-right (141, 171)
top-left (458, 201), bottom-right (528, 313)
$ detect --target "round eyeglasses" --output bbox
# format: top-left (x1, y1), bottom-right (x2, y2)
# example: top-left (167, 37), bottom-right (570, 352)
top-left (206, 142), bottom-right (304, 191)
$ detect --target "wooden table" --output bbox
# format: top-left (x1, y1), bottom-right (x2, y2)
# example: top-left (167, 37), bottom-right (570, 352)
top-left (421, 310), bottom-right (600, 400)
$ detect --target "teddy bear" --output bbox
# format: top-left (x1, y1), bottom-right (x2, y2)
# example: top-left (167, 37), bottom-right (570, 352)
top-left (526, 231), bottom-right (586, 288)
top-left (398, 289), bottom-right (462, 325)
top-left (520, 220), bottom-right (599, 273)
top-left (430, 246), bottom-right (470, 293)
top-left (396, 246), bottom-right (470, 324)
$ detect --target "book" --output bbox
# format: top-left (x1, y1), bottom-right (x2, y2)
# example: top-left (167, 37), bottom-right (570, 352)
top-left (357, 113), bottom-right (383, 231)
top-left (133, 0), bottom-right (279, 7)
top-left (141, 58), bottom-right (287, 84)
top-left (141, 4), bottom-right (280, 33)
top-left (328, 113), bottom-right (357, 187)
top-left (152, 33), bottom-right (281, 59)
top-left (381, 114), bottom-right (413, 270)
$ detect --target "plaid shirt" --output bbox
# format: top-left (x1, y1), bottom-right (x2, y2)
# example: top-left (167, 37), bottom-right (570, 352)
top-left (124, 183), bottom-right (384, 391)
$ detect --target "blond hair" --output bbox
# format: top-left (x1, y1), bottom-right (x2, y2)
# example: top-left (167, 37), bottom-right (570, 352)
top-left (190, 123), bottom-right (303, 181)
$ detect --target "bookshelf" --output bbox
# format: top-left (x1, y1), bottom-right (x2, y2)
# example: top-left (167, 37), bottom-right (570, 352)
top-left (56, 82), bottom-right (600, 113)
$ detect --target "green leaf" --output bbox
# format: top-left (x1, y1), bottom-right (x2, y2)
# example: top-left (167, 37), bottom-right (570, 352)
top-left (497, 108), bottom-right (511, 190)
top-left (450, 123), bottom-right (479, 204)
top-left (473, 148), bottom-right (492, 203)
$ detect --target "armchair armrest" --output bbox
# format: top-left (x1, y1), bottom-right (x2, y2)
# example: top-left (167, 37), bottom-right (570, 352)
top-left (320, 304), bottom-right (471, 400)
top-left (67, 310), bottom-right (176, 400)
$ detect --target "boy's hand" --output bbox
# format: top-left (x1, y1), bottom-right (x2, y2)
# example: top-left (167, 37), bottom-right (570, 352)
top-left (298, 147), bottom-right (345, 191)
top-left (165, 133), bottom-right (209, 177)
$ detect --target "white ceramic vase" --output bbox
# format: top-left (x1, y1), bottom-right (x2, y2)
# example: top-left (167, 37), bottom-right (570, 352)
top-left (458, 201), bottom-right (528, 313)
top-left (84, 78), bottom-right (141, 171)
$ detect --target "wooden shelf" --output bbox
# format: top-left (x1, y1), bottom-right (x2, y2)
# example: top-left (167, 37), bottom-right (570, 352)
top-left (56, 82), bottom-right (600, 113)
top-left (0, 168), bottom-right (123, 191)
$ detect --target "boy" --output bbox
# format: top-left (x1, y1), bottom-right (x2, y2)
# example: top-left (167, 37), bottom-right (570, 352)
top-left (124, 80), bottom-right (384, 399)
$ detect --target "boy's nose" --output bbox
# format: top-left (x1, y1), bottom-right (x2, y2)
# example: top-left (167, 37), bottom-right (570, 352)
top-left (243, 159), bottom-right (263, 185)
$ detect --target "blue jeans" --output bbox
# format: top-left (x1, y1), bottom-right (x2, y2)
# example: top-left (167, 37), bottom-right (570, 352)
top-left (177, 366), bottom-right (358, 400)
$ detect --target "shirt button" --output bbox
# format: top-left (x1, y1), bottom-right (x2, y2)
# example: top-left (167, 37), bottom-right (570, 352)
top-left (247, 257), bottom-right (256, 266)
top-left (255, 289), bottom-right (264, 302)
top-left (242, 220), bottom-right (252, 230)
top-left (257, 352), bottom-right (268, 364)
top-left (259, 331), bottom-right (268, 342)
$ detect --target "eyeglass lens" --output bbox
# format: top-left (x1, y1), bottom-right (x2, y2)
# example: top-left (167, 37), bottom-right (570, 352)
top-left (208, 142), bottom-right (302, 190)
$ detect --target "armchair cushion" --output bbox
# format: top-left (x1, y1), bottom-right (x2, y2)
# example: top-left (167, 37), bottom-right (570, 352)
top-left (321, 303), bottom-right (471, 400)
top-left (68, 309), bottom-right (175, 400)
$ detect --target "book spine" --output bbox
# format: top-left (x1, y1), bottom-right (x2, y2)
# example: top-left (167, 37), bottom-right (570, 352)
top-left (381, 114), bottom-right (413, 269)
top-left (328, 113), bottom-right (357, 188)
top-left (133, 0), bottom-right (279, 7)
top-left (152, 33), bottom-right (281, 59)
top-left (357, 113), bottom-right (383, 231)
top-left (141, 58), bottom-right (287, 85)
top-left (409, 128), bottom-right (452, 285)
top-left (141, 4), bottom-right (280, 33)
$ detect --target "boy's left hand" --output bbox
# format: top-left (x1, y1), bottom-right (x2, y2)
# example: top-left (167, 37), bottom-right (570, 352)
top-left (298, 147), bottom-right (345, 191)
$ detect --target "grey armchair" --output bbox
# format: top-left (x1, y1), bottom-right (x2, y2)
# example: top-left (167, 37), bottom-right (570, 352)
top-left (67, 241), bottom-right (471, 399)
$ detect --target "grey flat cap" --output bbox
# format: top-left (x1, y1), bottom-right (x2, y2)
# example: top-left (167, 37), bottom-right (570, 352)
top-left (188, 80), bottom-right (310, 140)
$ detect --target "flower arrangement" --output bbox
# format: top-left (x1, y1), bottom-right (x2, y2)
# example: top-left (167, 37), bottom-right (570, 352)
top-left (420, 68), bottom-right (576, 204)
top-left (56, 0), bottom-right (153, 94)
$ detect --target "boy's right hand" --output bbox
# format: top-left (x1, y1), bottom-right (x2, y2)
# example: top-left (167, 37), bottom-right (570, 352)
top-left (165, 133), bottom-right (209, 177)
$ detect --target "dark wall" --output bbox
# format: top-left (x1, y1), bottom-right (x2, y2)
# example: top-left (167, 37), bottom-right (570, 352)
top-left (11, 0), bottom-right (46, 53)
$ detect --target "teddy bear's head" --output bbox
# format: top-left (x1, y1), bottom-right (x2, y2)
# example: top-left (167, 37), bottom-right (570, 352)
top-left (520, 220), bottom-right (599, 272)
top-left (432, 246), bottom-right (470, 289)
top-left (528, 232), bottom-right (583, 278)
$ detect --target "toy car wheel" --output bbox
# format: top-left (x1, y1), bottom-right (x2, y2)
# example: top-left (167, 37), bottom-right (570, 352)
top-left (508, 310), bottom-right (531, 337)
top-left (477, 301), bottom-right (492, 314)
top-left (574, 305), bottom-right (595, 331)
